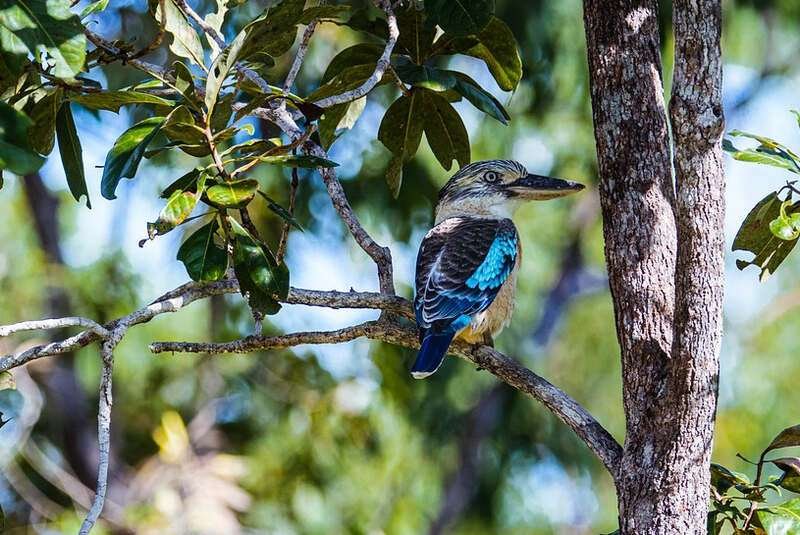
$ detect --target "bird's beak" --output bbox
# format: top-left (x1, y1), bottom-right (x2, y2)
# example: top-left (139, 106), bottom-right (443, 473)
top-left (506, 174), bottom-right (585, 200)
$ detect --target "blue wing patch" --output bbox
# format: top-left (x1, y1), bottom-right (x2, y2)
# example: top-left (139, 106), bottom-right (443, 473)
top-left (466, 232), bottom-right (517, 291)
top-left (416, 223), bottom-right (517, 330)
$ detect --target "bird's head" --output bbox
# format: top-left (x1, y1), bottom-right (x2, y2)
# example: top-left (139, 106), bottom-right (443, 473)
top-left (434, 160), bottom-right (584, 222)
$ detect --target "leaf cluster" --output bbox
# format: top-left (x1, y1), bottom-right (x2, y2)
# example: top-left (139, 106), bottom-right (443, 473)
top-left (725, 118), bottom-right (800, 280)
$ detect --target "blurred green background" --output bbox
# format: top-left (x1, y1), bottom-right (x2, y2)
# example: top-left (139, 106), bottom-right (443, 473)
top-left (1, 0), bottom-right (800, 533)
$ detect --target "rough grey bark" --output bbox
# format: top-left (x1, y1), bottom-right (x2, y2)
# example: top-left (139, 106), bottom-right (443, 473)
top-left (583, 0), bottom-right (725, 533)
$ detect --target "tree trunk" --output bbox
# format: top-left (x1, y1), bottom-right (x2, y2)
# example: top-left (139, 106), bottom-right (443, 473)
top-left (582, 0), bottom-right (725, 533)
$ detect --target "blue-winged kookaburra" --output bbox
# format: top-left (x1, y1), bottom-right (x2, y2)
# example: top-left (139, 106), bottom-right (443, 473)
top-left (412, 160), bottom-right (584, 379)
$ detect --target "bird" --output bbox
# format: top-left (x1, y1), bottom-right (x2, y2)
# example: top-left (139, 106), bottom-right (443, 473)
top-left (411, 159), bottom-right (584, 379)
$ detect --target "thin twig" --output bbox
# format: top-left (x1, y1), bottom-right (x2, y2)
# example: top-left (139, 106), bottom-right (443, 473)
top-left (276, 166), bottom-right (299, 263)
top-left (283, 20), bottom-right (318, 93)
top-left (312, 0), bottom-right (398, 108)
top-left (0, 317), bottom-right (110, 339)
top-left (174, 0), bottom-right (226, 49)
top-left (79, 338), bottom-right (117, 535)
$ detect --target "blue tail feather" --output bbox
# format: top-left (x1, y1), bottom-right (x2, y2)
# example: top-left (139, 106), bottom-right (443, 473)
top-left (411, 330), bottom-right (456, 379)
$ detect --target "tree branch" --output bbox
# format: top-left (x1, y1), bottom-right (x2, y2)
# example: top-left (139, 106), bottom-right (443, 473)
top-left (149, 313), bottom-right (622, 474)
top-left (312, 0), bottom-right (398, 109)
top-left (284, 20), bottom-right (318, 93)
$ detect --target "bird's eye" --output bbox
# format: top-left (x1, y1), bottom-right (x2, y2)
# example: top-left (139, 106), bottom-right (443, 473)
top-left (484, 171), bottom-right (500, 183)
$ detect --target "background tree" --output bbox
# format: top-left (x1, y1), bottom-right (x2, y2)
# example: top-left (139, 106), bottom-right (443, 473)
top-left (1, 0), bottom-right (800, 534)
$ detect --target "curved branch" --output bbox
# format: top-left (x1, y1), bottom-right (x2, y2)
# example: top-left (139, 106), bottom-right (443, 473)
top-left (150, 318), bottom-right (623, 475)
top-left (311, 0), bottom-right (399, 108)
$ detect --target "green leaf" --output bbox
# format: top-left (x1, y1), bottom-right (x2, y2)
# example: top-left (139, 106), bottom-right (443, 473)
top-left (764, 425), bottom-right (800, 456)
top-left (395, 4), bottom-right (435, 63)
top-left (732, 192), bottom-right (798, 281)
top-left (238, 0), bottom-right (304, 60)
top-left (101, 116), bottom-right (165, 200)
top-left (385, 154), bottom-right (403, 198)
top-left (307, 63), bottom-right (382, 103)
top-left (55, 102), bottom-right (89, 207)
top-left (206, 28), bottom-right (247, 116)
top-left (438, 16), bottom-right (522, 92)
top-left (146, 174), bottom-right (205, 239)
top-left (69, 91), bottom-right (175, 113)
top-left (710, 463), bottom-right (751, 494)
top-left (228, 217), bottom-right (289, 316)
top-left (245, 154), bottom-right (339, 169)
top-left (26, 87), bottom-right (62, 154)
top-left (450, 71), bottom-right (509, 124)
top-left (378, 90), bottom-right (424, 161)
top-left (773, 458), bottom-right (800, 493)
top-left (392, 56), bottom-right (457, 91)
top-left (425, 0), bottom-right (493, 36)
top-left (392, 58), bottom-right (510, 124)
top-left (177, 219), bottom-right (227, 282)
top-left (319, 97), bottom-right (366, 149)
top-left (160, 168), bottom-right (202, 198)
top-left (299, 4), bottom-right (351, 24)
top-left (156, 0), bottom-right (206, 67)
top-left (204, 0), bottom-right (228, 56)
top-left (421, 89), bottom-right (470, 171)
top-left (724, 132), bottom-right (800, 174)
top-left (258, 191), bottom-right (303, 230)
top-left (0, 101), bottom-right (44, 175)
top-left (321, 43), bottom-right (384, 84)
top-left (206, 178), bottom-right (259, 208)
top-left (80, 0), bottom-right (109, 18)
top-left (757, 498), bottom-right (800, 534)
top-left (0, 0), bottom-right (86, 78)
top-left (162, 105), bottom-right (205, 145)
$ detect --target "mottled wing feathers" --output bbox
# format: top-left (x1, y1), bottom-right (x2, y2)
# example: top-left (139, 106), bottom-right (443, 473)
top-left (414, 217), bottom-right (518, 330)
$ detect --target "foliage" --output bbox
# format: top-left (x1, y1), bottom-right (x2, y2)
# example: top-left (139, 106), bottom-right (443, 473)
top-left (709, 424), bottom-right (800, 534)
top-left (0, 0), bottom-right (522, 323)
top-left (725, 120), bottom-right (800, 280)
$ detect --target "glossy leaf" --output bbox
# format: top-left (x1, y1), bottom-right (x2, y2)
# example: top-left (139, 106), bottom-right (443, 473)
top-left (146, 174), bottom-right (205, 239)
top-left (775, 458), bottom-right (800, 494)
top-left (378, 91), bottom-right (424, 161)
top-left (764, 425), bottom-right (800, 456)
top-left (307, 64), bottom-right (380, 103)
top-left (162, 105), bottom-right (205, 145)
top-left (206, 29), bottom-right (246, 116)
top-left (724, 133), bottom-right (800, 174)
top-left (177, 219), bottom-right (227, 282)
top-left (0, 0), bottom-right (86, 78)
top-left (204, 0), bottom-right (228, 56)
top-left (0, 102), bottom-right (44, 175)
top-left (55, 103), bottom-right (89, 207)
top-left (80, 0), bottom-right (109, 18)
top-left (425, 0), bottom-right (493, 36)
top-left (385, 155), bottom-right (403, 198)
top-left (160, 168), bottom-right (202, 198)
top-left (732, 192), bottom-right (798, 281)
top-left (450, 72), bottom-right (509, 124)
top-left (206, 179), bottom-right (259, 208)
top-left (421, 89), bottom-right (470, 170)
top-left (26, 88), bottom-right (62, 155)
top-left (438, 16), bottom-right (522, 91)
top-left (101, 116), bottom-right (165, 200)
top-left (319, 97), bottom-right (366, 149)
top-left (395, 5), bottom-right (435, 63)
top-left (156, 0), bottom-right (205, 66)
top-left (710, 463), bottom-right (751, 494)
top-left (321, 43), bottom-right (383, 84)
top-left (757, 498), bottom-right (800, 534)
top-left (299, 4), bottom-right (350, 24)
top-left (246, 154), bottom-right (339, 169)
top-left (229, 217), bottom-right (289, 316)
top-left (238, 0), bottom-right (304, 60)
top-left (69, 91), bottom-right (174, 113)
